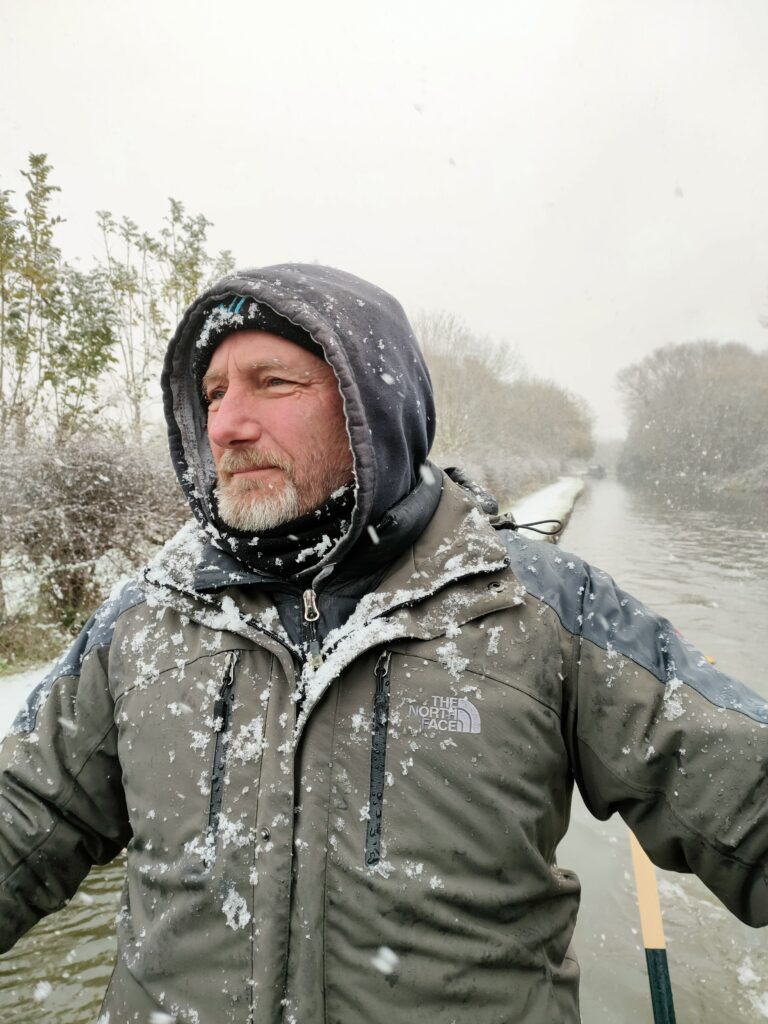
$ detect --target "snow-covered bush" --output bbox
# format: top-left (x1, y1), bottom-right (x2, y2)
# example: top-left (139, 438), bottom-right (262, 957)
top-left (0, 433), bottom-right (189, 658)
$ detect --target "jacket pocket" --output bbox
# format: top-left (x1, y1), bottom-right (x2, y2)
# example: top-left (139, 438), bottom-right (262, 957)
top-left (364, 650), bottom-right (392, 866)
top-left (207, 650), bottom-right (240, 837)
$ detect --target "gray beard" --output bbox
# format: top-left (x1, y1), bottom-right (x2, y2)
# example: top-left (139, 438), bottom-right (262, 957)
top-left (214, 478), bottom-right (301, 531)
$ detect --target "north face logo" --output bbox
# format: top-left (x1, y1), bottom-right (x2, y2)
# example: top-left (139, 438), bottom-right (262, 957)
top-left (408, 695), bottom-right (482, 734)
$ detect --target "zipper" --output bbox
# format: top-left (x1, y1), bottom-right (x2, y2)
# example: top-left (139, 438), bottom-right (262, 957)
top-left (301, 588), bottom-right (323, 669)
top-left (207, 650), bottom-right (240, 837)
top-left (364, 650), bottom-right (392, 866)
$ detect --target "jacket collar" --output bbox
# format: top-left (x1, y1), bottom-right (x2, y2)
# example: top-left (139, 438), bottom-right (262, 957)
top-left (293, 480), bottom-right (525, 734)
top-left (193, 542), bottom-right (278, 591)
top-left (141, 479), bottom-right (526, 740)
top-left (311, 479), bottom-right (522, 653)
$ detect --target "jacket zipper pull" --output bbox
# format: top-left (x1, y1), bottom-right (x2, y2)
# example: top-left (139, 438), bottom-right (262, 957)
top-left (302, 589), bottom-right (323, 669)
top-left (303, 588), bottom-right (320, 621)
top-left (374, 650), bottom-right (392, 698)
top-left (213, 651), bottom-right (239, 733)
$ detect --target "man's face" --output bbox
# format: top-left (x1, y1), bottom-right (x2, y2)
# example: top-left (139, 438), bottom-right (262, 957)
top-left (203, 331), bottom-right (354, 531)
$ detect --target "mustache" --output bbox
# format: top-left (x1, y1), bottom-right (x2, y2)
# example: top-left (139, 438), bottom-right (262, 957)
top-left (217, 449), bottom-right (293, 476)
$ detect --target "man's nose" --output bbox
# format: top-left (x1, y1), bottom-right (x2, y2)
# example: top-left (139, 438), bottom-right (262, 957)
top-left (207, 389), bottom-right (263, 449)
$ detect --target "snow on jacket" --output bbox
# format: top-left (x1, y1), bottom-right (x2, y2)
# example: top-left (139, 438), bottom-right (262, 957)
top-left (2, 480), bottom-right (768, 1023)
top-left (1, 263), bottom-right (768, 1023)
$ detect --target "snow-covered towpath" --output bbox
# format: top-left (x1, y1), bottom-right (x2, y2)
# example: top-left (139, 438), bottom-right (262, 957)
top-left (0, 663), bottom-right (54, 738)
top-left (509, 475), bottom-right (584, 540)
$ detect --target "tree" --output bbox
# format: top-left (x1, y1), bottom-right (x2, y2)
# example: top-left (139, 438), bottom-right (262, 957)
top-left (0, 185), bottom-right (23, 436)
top-left (413, 310), bottom-right (593, 501)
top-left (413, 310), bottom-right (521, 456)
top-left (0, 154), bottom-right (62, 439)
top-left (0, 155), bottom-right (120, 443)
top-left (98, 200), bottom-right (235, 442)
top-left (503, 378), bottom-right (594, 461)
top-left (97, 210), bottom-right (167, 442)
top-left (43, 266), bottom-right (118, 441)
top-left (160, 198), bottom-right (235, 320)
top-left (617, 340), bottom-right (768, 494)
top-left (0, 154), bottom-right (236, 663)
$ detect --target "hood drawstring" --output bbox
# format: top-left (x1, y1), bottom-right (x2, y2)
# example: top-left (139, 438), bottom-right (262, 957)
top-left (513, 518), bottom-right (564, 537)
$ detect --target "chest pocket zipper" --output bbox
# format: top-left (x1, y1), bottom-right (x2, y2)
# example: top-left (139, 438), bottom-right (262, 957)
top-left (365, 650), bottom-right (392, 866)
top-left (208, 651), bottom-right (240, 837)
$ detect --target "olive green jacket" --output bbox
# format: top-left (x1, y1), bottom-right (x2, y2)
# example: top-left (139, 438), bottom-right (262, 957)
top-left (1, 480), bottom-right (767, 1024)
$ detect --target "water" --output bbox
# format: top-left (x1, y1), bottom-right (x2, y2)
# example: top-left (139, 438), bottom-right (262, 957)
top-left (559, 478), bottom-right (768, 1023)
top-left (0, 856), bottom-right (122, 1022)
top-left (0, 477), bottom-right (766, 1021)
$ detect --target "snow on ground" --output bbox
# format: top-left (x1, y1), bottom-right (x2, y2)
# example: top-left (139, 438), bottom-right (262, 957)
top-left (0, 478), bottom-right (586, 740)
top-left (0, 663), bottom-right (53, 739)
top-left (509, 475), bottom-right (584, 540)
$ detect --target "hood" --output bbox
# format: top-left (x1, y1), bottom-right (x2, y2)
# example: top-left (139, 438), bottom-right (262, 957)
top-left (162, 263), bottom-right (437, 579)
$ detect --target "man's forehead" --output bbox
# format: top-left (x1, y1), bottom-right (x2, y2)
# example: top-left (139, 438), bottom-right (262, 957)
top-left (204, 330), bottom-right (324, 375)
top-left (202, 356), bottom-right (302, 380)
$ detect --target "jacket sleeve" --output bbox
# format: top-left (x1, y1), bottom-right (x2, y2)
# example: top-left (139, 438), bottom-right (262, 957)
top-left (556, 556), bottom-right (768, 927)
top-left (0, 594), bottom-right (135, 952)
top-left (502, 532), bottom-right (768, 926)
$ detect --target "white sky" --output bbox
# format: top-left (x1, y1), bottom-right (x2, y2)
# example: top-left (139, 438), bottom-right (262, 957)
top-left (3, 0), bottom-right (768, 437)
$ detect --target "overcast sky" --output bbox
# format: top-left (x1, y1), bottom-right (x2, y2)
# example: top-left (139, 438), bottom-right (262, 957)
top-left (3, 0), bottom-right (768, 437)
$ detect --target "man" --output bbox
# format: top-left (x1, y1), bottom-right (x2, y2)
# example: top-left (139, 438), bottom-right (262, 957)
top-left (0, 263), bottom-right (766, 1024)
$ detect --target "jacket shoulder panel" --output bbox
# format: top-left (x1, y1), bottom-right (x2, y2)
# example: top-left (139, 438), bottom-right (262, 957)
top-left (12, 579), bottom-right (146, 734)
top-left (497, 529), bottom-right (586, 634)
top-left (498, 528), bottom-right (768, 724)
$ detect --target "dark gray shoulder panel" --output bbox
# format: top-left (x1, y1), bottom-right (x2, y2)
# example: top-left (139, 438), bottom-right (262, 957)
top-left (498, 531), bottom-right (587, 635)
top-left (499, 529), bottom-right (768, 725)
top-left (11, 580), bottom-right (146, 734)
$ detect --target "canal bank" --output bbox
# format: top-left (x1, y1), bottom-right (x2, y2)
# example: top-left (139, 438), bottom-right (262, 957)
top-left (509, 475), bottom-right (585, 539)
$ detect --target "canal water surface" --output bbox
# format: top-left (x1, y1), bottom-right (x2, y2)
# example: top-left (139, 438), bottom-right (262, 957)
top-left (559, 477), bottom-right (768, 1023)
top-left (0, 477), bottom-right (766, 1021)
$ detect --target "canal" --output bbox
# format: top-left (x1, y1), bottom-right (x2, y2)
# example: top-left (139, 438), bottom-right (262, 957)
top-left (559, 476), bottom-right (768, 1023)
top-left (0, 476), bottom-right (766, 1021)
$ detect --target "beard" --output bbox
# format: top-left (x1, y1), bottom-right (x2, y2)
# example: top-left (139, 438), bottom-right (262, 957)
top-left (214, 446), bottom-right (352, 532)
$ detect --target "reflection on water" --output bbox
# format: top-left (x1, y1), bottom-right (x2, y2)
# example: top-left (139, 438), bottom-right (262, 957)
top-left (559, 478), bottom-right (768, 1024)
top-left (0, 855), bottom-right (122, 1023)
top-left (0, 478), bottom-right (765, 1022)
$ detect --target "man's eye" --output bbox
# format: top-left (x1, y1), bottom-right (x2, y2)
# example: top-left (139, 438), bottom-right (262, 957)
top-left (204, 388), bottom-right (226, 405)
top-left (266, 377), bottom-right (290, 388)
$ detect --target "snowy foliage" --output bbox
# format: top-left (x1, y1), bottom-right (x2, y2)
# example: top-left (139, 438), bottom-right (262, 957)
top-left (618, 340), bottom-right (768, 496)
top-left (0, 434), bottom-right (189, 645)
top-left (413, 310), bottom-right (594, 501)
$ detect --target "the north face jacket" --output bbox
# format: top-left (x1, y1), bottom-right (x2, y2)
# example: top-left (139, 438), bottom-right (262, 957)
top-left (1, 265), bottom-right (767, 1024)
